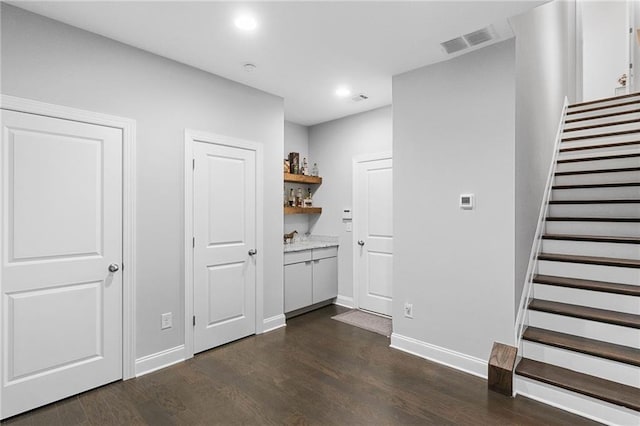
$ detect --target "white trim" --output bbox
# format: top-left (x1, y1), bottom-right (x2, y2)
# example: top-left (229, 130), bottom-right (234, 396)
top-left (390, 333), bottom-right (487, 379)
top-left (0, 95), bottom-right (137, 380)
top-left (515, 377), bottom-right (639, 426)
top-left (135, 345), bottom-right (186, 377)
top-left (352, 152), bottom-right (393, 312)
top-left (334, 295), bottom-right (355, 309)
top-left (184, 129), bottom-right (264, 359)
top-left (262, 314), bottom-right (286, 333)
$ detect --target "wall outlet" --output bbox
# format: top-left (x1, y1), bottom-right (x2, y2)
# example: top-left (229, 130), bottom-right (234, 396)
top-left (161, 312), bottom-right (172, 330)
top-left (345, 222), bottom-right (352, 232)
top-left (404, 302), bottom-right (413, 319)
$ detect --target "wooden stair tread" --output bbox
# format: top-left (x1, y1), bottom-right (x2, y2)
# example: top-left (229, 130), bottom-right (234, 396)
top-left (559, 140), bottom-right (640, 153)
top-left (546, 216), bottom-right (640, 222)
top-left (515, 358), bottom-right (640, 411)
top-left (565, 108), bottom-right (640, 124)
top-left (556, 152), bottom-right (640, 164)
top-left (562, 128), bottom-right (640, 143)
top-left (548, 198), bottom-right (640, 204)
top-left (542, 233), bottom-right (640, 244)
top-left (568, 92), bottom-right (640, 109)
top-left (528, 299), bottom-right (640, 328)
top-left (552, 182), bottom-right (640, 189)
top-left (555, 166), bottom-right (640, 176)
top-left (538, 252), bottom-right (640, 269)
top-left (533, 274), bottom-right (640, 296)
top-left (563, 118), bottom-right (640, 132)
top-left (523, 327), bottom-right (640, 367)
top-left (566, 99), bottom-right (640, 116)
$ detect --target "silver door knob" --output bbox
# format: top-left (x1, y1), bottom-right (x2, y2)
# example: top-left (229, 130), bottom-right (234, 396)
top-left (248, 249), bottom-right (257, 256)
top-left (357, 240), bottom-right (365, 246)
top-left (108, 263), bottom-right (120, 273)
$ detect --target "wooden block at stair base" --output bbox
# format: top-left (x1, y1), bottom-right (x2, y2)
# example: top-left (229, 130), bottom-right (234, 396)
top-left (488, 342), bottom-right (518, 396)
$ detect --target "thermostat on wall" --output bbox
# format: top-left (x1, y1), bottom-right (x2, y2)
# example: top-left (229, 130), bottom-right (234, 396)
top-left (460, 194), bottom-right (474, 210)
top-left (342, 208), bottom-right (353, 220)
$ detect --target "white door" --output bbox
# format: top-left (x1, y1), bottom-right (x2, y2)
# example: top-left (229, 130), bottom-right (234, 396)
top-left (355, 156), bottom-right (393, 316)
top-left (193, 141), bottom-right (256, 353)
top-left (1, 110), bottom-right (123, 419)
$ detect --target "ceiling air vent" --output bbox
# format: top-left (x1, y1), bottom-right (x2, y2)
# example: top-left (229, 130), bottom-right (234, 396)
top-left (441, 37), bottom-right (468, 54)
top-left (351, 93), bottom-right (369, 102)
top-left (463, 25), bottom-right (497, 47)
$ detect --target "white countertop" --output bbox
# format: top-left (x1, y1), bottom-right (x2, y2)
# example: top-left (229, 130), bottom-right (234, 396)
top-left (283, 235), bottom-right (339, 252)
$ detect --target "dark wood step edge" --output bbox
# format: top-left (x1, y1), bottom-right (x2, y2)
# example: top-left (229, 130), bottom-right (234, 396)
top-left (542, 234), bottom-right (640, 244)
top-left (557, 152), bottom-right (640, 164)
top-left (559, 140), bottom-right (640, 153)
top-left (562, 128), bottom-right (640, 143)
top-left (538, 253), bottom-right (640, 269)
top-left (566, 99), bottom-right (640, 116)
top-left (568, 92), bottom-right (640, 109)
top-left (555, 166), bottom-right (640, 176)
top-left (565, 108), bottom-right (640, 124)
top-left (546, 216), bottom-right (640, 223)
top-left (515, 358), bottom-right (640, 412)
top-left (533, 274), bottom-right (640, 297)
top-left (548, 198), bottom-right (640, 204)
top-left (563, 118), bottom-right (640, 133)
top-left (553, 182), bottom-right (640, 189)
top-left (522, 327), bottom-right (640, 367)
top-left (528, 299), bottom-right (640, 328)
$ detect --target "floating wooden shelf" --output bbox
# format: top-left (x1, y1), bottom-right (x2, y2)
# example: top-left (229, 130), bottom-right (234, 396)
top-left (284, 207), bottom-right (322, 215)
top-left (284, 173), bottom-right (322, 184)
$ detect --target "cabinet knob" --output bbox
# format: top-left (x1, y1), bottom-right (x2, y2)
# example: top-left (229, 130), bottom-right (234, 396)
top-left (357, 240), bottom-right (365, 246)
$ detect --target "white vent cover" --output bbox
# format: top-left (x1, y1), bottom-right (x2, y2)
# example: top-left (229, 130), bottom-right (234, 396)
top-left (351, 93), bottom-right (369, 102)
top-left (441, 37), bottom-right (468, 54)
top-left (463, 25), bottom-right (497, 47)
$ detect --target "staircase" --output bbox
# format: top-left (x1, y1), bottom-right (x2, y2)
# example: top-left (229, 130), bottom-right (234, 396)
top-left (515, 92), bottom-right (640, 425)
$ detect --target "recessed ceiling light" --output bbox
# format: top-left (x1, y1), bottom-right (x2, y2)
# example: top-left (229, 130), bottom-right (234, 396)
top-left (234, 15), bottom-right (257, 31)
top-left (243, 63), bottom-right (257, 72)
top-left (335, 86), bottom-right (352, 98)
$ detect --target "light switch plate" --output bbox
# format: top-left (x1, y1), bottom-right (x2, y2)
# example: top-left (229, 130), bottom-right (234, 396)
top-left (161, 312), bottom-right (172, 330)
top-left (345, 222), bottom-right (352, 232)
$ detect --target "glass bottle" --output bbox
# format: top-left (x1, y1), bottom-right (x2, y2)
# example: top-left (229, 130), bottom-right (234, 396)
top-left (297, 188), bottom-right (303, 207)
top-left (311, 162), bottom-right (319, 177)
top-left (302, 157), bottom-right (309, 176)
top-left (288, 188), bottom-right (295, 207)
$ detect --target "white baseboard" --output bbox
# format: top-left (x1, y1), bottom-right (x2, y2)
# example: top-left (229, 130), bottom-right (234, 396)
top-left (516, 376), bottom-right (639, 426)
top-left (262, 314), bottom-right (286, 333)
top-left (335, 295), bottom-right (355, 309)
top-left (390, 333), bottom-right (487, 379)
top-left (135, 345), bottom-right (185, 377)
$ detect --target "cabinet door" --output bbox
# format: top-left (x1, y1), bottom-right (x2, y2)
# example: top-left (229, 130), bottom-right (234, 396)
top-left (284, 261), bottom-right (312, 312)
top-left (312, 257), bottom-right (338, 304)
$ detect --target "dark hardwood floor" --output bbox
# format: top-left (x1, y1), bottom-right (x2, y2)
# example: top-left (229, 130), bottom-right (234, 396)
top-left (3, 305), bottom-right (599, 425)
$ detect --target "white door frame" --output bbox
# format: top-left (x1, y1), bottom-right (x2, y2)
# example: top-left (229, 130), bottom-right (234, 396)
top-left (352, 151), bottom-right (392, 311)
top-left (183, 129), bottom-right (264, 359)
top-left (0, 94), bottom-right (137, 381)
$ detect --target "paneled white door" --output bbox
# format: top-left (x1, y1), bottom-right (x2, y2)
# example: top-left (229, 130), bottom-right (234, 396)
top-left (193, 141), bottom-right (256, 353)
top-left (1, 110), bottom-right (123, 419)
top-left (355, 156), bottom-right (393, 316)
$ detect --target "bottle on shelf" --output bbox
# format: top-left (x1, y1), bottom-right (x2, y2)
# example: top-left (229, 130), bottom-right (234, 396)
top-left (311, 162), bottom-right (319, 177)
top-left (301, 157), bottom-right (309, 176)
top-left (288, 188), bottom-right (295, 207)
top-left (296, 188), bottom-right (303, 207)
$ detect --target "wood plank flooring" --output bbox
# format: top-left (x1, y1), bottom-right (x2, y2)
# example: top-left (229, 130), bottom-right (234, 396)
top-left (2, 305), bottom-right (599, 426)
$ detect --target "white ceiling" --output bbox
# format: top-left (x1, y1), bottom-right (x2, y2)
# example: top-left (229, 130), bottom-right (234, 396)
top-left (9, 1), bottom-right (545, 126)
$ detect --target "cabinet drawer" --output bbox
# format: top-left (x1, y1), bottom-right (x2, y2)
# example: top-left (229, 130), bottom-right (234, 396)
top-left (312, 246), bottom-right (337, 260)
top-left (284, 249), bottom-right (312, 265)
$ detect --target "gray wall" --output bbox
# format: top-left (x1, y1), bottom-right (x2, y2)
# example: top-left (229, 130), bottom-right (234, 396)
top-left (511, 0), bottom-right (576, 313)
top-left (309, 106), bottom-right (392, 303)
top-left (1, 5), bottom-right (285, 359)
top-left (284, 121), bottom-right (310, 235)
top-left (392, 40), bottom-right (516, 360)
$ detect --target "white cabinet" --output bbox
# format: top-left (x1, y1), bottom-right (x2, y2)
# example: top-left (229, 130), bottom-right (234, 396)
top-left (284, 246), bottom-right (338, 313)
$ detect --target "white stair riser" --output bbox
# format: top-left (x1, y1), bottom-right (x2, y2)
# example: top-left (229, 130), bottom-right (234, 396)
top-left (568, 102), bottom-right (640, 119)
top-left (521, 341), bottom-right (640, 388)
top-left (537, 260), bottom-right (640, 285)
top-left (545, 220), bottom-right (640, 237)
top-left (562, 131), bottom-right (640, 146)
top-left (555, 156), bottom-right (640, 173)
top-left (563, 122), bottom-right (640, 139)
top-left (552, 186), bottom-right (640, 200)
top-left (548, 203), bottom-right (640, 217)
top-left (559, 143), bottom-right (640, 157)
top-left (565, 112), bottom-right (640, 129)
top-left (533, 283), bottom-right (640, 315)
top-left (515, 376), bottom-right (640, 426)
top-left (541, 239), bottom-right (640, 260)
top-left (554, 171), bottom-right (640, 186)
top-left (527, 310), bottom-right (640, 347)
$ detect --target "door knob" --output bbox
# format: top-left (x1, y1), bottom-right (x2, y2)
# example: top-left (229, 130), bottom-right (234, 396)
top-left (248, 249), bottom-right (257, 256)
top-left (357, 240), bottom-right (365, 246)
top-left (108, 263), bottom-right (120, 273)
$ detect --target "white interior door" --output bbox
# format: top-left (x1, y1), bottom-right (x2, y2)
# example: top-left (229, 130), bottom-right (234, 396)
top-left (193, 141), bottom-right (256, 353)
top-left (1, 110), bottom-right (123, 419)
top-left (355, 156), bottom-right (393, 316)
